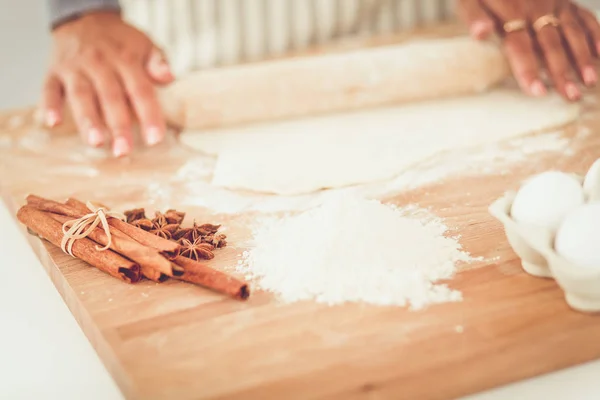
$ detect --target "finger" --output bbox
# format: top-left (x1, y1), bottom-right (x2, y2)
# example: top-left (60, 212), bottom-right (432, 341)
top-left (145, 47), bottom-right (174, 84)
top-left (560, 6), bottom-right (597, 86)
top-left (60, 70), bottom-right (106, 147)
top-left (41, 74), bottom-right (64, 128)
top-left (503, 31), bottom-right (547, 97)
top-left (458, 0), bottom-right (496, 40)
top-left (84, 65), bottom-right (134, 157)
top-left (535, 23), bottom-right (581, 101)
top-left (574, 5), bottom-right (600, 57)
top-left (481, 0), bottom-right (545, 96)
top-left (118, 64), bottom-right (166, 146)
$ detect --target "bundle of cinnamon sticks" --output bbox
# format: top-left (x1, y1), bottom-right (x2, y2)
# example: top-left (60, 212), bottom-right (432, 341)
top-left (17, 195), bottom-right (249, 300)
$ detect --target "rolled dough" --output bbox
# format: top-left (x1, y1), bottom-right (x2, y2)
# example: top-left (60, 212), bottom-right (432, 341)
top-left (180, 90), bottom-right (580, 195)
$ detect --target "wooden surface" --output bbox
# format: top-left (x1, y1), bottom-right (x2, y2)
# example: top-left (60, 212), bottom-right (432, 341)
top-left (2, 109), bottom-right (600, 400)
top-left (2, 27), bottom-right (600, 400)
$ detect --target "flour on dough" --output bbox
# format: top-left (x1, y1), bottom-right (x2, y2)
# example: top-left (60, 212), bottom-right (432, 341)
top-left (180, 90), bottom-right (580, 195)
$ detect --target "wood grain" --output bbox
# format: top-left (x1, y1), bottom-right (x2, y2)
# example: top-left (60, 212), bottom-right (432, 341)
top-left (1, 25), bottom-right (600, 400)
top-left (2, 123), bottom-right (600, 399)
top-left (5, 165), bottom-right (600, 400)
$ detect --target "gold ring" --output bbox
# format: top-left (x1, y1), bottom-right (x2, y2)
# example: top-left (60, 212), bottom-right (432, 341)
top-left (503, 19), bottom-right (528, 34)
top-left (533, 14), bottom-right (560, 32)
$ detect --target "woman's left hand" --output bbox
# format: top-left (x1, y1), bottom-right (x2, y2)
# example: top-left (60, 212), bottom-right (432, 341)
top-left (458, 0), bottom-right (600, 102)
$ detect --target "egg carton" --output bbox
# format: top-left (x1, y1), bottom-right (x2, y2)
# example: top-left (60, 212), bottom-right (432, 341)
top-left (489, 162), bottom-right (600, 314)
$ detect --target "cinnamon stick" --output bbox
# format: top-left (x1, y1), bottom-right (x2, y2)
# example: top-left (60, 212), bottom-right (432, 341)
top-left (27, 194), bottom-right (80, 218)
top-left (65, 198), bottom-right (181, 259)
top-left (173, 256), bottom-right (250, 300)
top-left (27, 195), bottom-right (178, 278)
top-left (47, 213), bottom-right (175, 280)
top-left (141, 265), bottom-right (168, 283)
top-left (27, 194), bottom-right (180, 259)
top-left (64, 198), bottom-right (184, 280)
top-left (64, 197), bottom-right (104, 214)
top-left (17, 205), bottom-right (141, 283)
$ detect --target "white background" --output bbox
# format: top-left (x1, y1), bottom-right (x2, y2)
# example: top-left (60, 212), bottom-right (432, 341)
top-left (1, 1), bottom-right (600, 399)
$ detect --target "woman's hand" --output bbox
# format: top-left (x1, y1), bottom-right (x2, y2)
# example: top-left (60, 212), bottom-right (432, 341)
top-left (458, 0), bottom-right (600, 102)
top-left (43, 11), bottom-right (174, 157)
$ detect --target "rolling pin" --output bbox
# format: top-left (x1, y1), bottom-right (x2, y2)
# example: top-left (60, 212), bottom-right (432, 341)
top-left (38, 34), bottom-right (509, 134)
top-left (169, 35), bottom-right (510, 130)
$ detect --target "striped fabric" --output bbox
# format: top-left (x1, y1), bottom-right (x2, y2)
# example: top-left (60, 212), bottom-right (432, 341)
top-left (120, 0), bottom-right (456, 75)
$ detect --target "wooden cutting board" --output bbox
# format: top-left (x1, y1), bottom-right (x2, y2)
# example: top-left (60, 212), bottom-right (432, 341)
top-left (2, 106), bottom-right (600, 400)
top-left (2, 27), bottom-right (600, 400)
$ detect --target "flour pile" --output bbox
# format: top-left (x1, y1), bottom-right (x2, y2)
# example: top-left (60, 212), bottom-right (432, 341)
top-left (238, 194), bottom-right (474, 309)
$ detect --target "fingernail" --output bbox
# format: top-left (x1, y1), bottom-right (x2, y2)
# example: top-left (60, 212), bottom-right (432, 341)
top-left (583, 66), bottom-right (597, 86)
top-left (88, 127), bottom-right (104, 147)
top-left (46, 110), bottom-right (59, 127)
top-left (530, 80), bottom-right (547, 97)
top-left (158, 60), bottom-right (170, 71)
top-left (565, 83), bottom-right (581, 101)
top-left (156, 62), bottom-right (173, 79)
top-left (112, 137), bottom-right (131, 157)
top-left (470, 21), bottom-right (490, 39)
top-left (146, 126), bottom-right (163, 146)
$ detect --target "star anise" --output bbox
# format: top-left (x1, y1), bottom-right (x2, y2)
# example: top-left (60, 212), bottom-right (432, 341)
top-left (124, 208), bottom-right (225, 249)
top-left (197, 223), bottom-right (221, 235)
top-left (192, 222), bottom-right (222, 242)
top-left (152, 211), bottom-right (168, 227)
top-left (164, 209), bottom-right (186, 225)
top-left (150, 224), bottom-right (179, 239)
top-left (179, 237), bottom-right (215, 261)
top-left (149, 211), bottom-right (180, 239)
top-left (132, 218), bottom-right (154, 231)
top-left (204, 233), bottom-right (227, 248)
top-left (124, 208), bottom-right (146, 223)
top-left (172, 228), bottom-right (192, 241)
top-left (170, 222), bottom-right (220, 243)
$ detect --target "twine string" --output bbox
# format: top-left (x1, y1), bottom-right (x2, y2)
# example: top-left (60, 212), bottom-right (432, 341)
top-left (60, 202), bottom-right (125, 257)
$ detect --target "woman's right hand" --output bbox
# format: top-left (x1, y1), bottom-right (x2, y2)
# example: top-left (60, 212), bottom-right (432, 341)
top-left (43, 11), bottom-right (174, 157)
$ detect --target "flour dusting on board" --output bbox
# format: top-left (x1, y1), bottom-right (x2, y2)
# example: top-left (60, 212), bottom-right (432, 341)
top-left (177, 130), bottom-right (571, 214)
top-left (238, 193), bottom-right (473, 308)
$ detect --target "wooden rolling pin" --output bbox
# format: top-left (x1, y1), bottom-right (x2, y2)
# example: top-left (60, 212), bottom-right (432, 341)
top-left (24, 30), bottom-right (508, 134)
top-left (170, 35), bottom-right (510, 130)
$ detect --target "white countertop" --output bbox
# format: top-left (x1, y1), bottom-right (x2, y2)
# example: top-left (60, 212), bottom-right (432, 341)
top-left (1, 1), bottom-right (600, 398)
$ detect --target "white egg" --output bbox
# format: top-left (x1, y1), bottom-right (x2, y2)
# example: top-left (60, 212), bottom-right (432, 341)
top-left (555, 203), bottom-right (600, 269)
top-left (583, 158), bottom-right (600, 202)
top-left (511, 171), bottom-right (584, 231)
